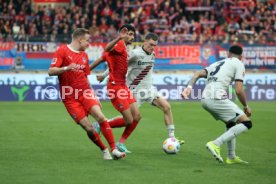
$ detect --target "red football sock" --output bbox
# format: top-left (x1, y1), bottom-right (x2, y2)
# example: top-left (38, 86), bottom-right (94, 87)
top-left (119, 120), bottom-right (139, 144)
top-left (109, 117), bottom-right (126, 128)
top-left (87, 131), bottom-right (106, 150)
top-left (100, 120), bottom-right (116, 150)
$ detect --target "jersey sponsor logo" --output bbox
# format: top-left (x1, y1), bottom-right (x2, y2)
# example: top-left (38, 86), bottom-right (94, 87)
top-left (51, 58), bottom-right (57, 64)
top-left (73, 64), bottom-right (86, 70)
top-left (117, 103), bottom-right (124, 109)
top-left (138, 60), bottom-right (154, 65)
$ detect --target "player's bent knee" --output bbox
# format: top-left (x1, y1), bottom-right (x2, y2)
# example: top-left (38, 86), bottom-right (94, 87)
top-left (134, 113), bottom-right (141, 122)
top-left (85, 125), bottom-right (94, 133)
top-left (125, 117), bottom-right (133, 125)
top-left (93, 114), bottom-right (106, 123)
top-left (97, 116), bottom-right (106, 123)
top-left (241, 120), bottom-right (252, 130)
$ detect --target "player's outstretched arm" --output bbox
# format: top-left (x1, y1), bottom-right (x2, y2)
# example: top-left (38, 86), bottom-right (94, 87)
top-left (181, 70), bottom-right (207, 99)
top-left (90, 57), bottom-right (104, 71)
top-left (96, 68), bottom-right (109, 83)
top-left (105, 27), bottom-right (128, 52)
top-left (235, 81), bottom-right (252, 117)
top-left (48, 63), bottom-right (76, 76)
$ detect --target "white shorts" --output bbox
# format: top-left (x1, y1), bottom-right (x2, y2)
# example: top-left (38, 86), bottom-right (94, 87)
top-left (132, 86), bottom-right (160, 107)
top-left (201, 98), bottom-right (245, 122)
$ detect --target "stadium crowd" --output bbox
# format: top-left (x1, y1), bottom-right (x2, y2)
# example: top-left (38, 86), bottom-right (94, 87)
top-left (0, 0), bottom-right (275, 44)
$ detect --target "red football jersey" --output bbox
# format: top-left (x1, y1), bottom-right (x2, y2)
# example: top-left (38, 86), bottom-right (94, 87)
top-left (50, 45), bottom-right (91, 100)
top-left (103, 40), bottom-right (128, 85)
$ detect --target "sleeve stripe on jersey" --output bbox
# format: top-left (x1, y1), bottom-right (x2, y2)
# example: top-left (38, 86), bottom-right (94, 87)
top-left (204, 69), bottom-right (208, 78)
top-left (235, 79), bottom-right (243, 82)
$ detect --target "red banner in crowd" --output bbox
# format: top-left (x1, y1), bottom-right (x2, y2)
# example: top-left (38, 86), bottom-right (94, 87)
top-left (155, 45), bottom-right (201, 64)
top-left (0, 42), bottom-right (15, 51)
top-left (0, 58), bottom-right (14, 66)
top-left (33, 0), bottom-right (70, 3)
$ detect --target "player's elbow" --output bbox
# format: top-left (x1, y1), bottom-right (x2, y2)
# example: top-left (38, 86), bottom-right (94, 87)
top-left (105, 44), bottom-right (114, 52)
top-left (194, 71), bottom-right (201, 78)
top-left (48, 68), bottom-right (54, 76)
top-left (105, 47), bottom-right (111, 52)
top-left (192, 70), bottom-right (206, 80)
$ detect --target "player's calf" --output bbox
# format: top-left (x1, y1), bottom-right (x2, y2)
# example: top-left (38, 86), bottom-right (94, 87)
top-left (85, 127), bottom-right (107, 150)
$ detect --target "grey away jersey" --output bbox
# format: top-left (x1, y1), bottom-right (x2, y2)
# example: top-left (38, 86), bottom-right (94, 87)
top-left (127, 46), bottom-right (155, 90)
top-left (202, 57), bottom-right (245, 99)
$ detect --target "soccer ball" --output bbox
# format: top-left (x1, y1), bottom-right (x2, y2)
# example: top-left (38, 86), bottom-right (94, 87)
top-left (162, 137), bottom-right (180, 154)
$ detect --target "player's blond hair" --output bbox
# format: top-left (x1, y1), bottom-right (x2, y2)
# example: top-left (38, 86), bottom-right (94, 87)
top-left (72, 28), bottom-right (90, 39)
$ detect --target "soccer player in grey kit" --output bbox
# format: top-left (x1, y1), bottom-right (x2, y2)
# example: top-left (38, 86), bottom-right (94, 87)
top-left (182, 45), bottom-right (252, 164)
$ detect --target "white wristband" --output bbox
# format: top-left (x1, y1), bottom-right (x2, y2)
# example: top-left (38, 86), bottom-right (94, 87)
top-left (187, 85), bottom-right (193, 89)
top-left (64, 67), bottom-right (68, 71)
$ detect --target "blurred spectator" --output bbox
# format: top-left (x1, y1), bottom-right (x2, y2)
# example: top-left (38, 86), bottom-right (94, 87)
top-left (0, 0), bottom-right (275, 44)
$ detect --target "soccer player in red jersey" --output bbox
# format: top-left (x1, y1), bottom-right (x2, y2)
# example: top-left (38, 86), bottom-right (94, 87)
top-left (102, 24), bottom-right (141, 153)
top-left (48, 28), bottom-right (125, 160)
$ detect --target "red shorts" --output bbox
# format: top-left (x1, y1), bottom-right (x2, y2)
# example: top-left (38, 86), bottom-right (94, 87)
top-left (63, 89), bottom-right (101, 123)
top-left (107, 84), bottom-right (136, 112)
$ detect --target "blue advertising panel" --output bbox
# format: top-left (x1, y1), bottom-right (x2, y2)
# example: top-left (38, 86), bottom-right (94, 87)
top-left (218, 44), bottom-right (276, 70)
top-left (0, 83), bottom-right (275, 102)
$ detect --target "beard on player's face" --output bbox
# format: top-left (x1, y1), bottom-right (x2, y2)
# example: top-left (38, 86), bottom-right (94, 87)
top-left (125, 31), bottom-right (135, 44)
top-left (127, 38), bottom-right (134, 44)
top-left (124, 38), bottom-right (132, 45)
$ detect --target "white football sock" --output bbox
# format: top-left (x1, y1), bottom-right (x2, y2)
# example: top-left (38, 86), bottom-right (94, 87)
top-left (226, 127), bottom-right (236, 159)
top-left (227, 137), bottom-right (236, 159)
top-left (213, 123), bottom-right (248, 147)
top-left (167, 124), bottom-right (175, 137)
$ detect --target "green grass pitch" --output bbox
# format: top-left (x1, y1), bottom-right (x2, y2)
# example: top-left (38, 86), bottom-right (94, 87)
top-left (0, 101), bottom-right (275, 184)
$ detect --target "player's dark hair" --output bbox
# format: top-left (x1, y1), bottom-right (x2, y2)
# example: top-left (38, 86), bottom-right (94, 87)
top-left (145, 33), bottom-right (159, 41)
top-left (229, 45), bottom-right (243, 55)
top-left (72, 28), bottom-right (90, 39)
top-left (119, 24), bottom-right (135, 33)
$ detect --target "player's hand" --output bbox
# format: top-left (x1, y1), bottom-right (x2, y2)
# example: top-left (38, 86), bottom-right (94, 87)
top-left (96, 75), bottom-right (105, 83)
top-left (119, 27), bottom-right (129, 40)
top-left (181, 87), bottom-right (192, 99)
top-left (244, 106), bottom-right (252, 117)
top-left (67, 63), bottom-right (77, 70)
